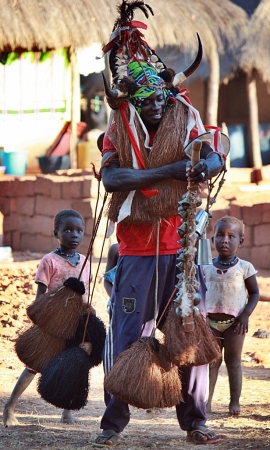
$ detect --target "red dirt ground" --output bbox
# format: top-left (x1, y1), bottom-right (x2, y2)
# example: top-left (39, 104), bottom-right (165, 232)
top-left (0, 253), bottom-right (270, 449)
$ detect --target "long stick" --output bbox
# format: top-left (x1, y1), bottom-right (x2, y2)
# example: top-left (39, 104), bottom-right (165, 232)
top-left (182, 139), bottom-right (202, 332)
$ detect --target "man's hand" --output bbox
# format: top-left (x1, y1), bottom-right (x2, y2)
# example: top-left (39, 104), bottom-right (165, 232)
top-left (186, 159), bottom-right (209, 183)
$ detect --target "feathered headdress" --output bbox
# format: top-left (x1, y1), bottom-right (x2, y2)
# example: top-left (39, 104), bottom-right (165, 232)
top-left (102, 0), bottom-right (202, 110)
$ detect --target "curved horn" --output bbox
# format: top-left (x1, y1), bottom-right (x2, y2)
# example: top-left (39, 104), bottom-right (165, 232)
top-left (173, 33), bottom-right (202, 87)
top-left (102, 72), bottom-right (119, 99)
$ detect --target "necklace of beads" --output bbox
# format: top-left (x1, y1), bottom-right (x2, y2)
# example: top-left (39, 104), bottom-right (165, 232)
top-left (56, 248), bottom-right (76, 258)
top-left (217, 255), bottom-right (238, 266)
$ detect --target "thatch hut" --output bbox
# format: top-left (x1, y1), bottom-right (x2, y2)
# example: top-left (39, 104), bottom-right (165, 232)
top-left (0, 0), bottom-right (248, 170)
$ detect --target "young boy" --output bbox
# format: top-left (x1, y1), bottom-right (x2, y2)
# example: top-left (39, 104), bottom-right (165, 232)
top-left (203, 216), bottom-right (259, 415)
top-left (3, 209), bottom-right (90, 426)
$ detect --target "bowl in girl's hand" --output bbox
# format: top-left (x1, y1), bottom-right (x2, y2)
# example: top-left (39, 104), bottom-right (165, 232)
top-left (0, 166), bottom-right (6, 176)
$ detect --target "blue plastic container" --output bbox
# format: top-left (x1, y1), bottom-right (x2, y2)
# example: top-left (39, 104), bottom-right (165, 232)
top-left (2, 151), bottom-right (28, 176)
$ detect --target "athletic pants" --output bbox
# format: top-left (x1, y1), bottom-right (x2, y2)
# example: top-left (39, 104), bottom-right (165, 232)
top-left (101, 255), bottom-right (208, 432)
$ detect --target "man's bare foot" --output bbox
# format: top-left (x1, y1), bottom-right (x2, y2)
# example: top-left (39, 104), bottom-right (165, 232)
top-left (3, 405), bottom-right (19, 427)
top-left (229, 401), bottom-right (240, 416)
top-left (61, 409), bottom-right (81, 424)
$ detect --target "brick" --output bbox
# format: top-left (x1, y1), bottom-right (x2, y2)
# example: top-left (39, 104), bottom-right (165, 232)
top-left (262, 203), bottom-right (270, 223)
top-left (12, 231), bottom-right (21, 250)
top-left (16, 196), bottom-right (35, 216)
top-left (85, 217), bottom-right (94, 236)
top-left (3, 232), bottom-right (11, 246)
top-left (238, 247), bottom-right (252, 265)
top-left (0, 197), bottom-right (17, 215)
top-left (16, 178), bottom-right (36, 196)
top-left (34, 176), bottom-right (54, 196)
top-left (242, 204), bottom-right (263, 226)
top-left (254, 224), bottom-right (270, 247)
top-left (0, 178), bottom-right (19, 197)
top-left (229, 204), bottom-right (242, 220)
top-left (35, 195), bottom-right (69, 216)
top-left (243, 225), bottom-right (252, 247)
top-left (17, 214), bottom-right (53, 237)
top-left (71, 198), bottom-right (92, 219)
top-left (82, 175), bottom-right (103, 199)
top-left (3, 214), bottom-right (18, 232)
top-left (20, 233), bottom-right (55, 253)
top-left (61, 178), bottom-right (84, 199)
top-left (49, 180), bottom-right (62, 200)
top-left (251, 245), bottom-right (270, 271)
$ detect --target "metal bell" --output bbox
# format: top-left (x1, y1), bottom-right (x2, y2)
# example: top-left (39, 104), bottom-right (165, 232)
top-left (195, 210), bottom-right (209, 237)
top-left (197, 237), bottom-right (213, 265)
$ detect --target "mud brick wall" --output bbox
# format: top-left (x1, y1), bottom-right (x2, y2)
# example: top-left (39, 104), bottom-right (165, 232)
top-left (0, 170), bottom-right (115, 259)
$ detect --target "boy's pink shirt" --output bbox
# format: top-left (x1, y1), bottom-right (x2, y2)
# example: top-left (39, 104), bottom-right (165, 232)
top-left (35, 252), bottom-right (90, 302)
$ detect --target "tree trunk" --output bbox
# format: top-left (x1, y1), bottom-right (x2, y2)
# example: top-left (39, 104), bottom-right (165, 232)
top-left (206, 40), bottom-right (219, 126)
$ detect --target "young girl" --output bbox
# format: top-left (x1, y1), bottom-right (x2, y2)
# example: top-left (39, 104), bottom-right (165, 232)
top-left (3, 209), bottom-right (91, 427)
top-left (203, 215), bottom-right (259, 416)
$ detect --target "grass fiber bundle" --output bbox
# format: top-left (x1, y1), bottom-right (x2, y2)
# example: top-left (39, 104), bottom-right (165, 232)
top-left (104, 337), bottom-right (165, 409)
top-left (15, 325), bottom-right (66, 373)
top-left (157, 364), bottom-right (183, 408)
top-left (27, 277), bottom-right (84, 339)
top-left (38, 345), bottom-right (92, 410)
top-left (65, 314), bottom-right (106, 367)
top-left (163, 303), bottom-right (221, 366)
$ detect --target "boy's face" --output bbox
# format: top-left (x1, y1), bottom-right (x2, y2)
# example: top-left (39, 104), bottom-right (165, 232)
top-left (213, 222), bottom-right (244, 257)
top-left (54, 217), bottom-right (84, 251)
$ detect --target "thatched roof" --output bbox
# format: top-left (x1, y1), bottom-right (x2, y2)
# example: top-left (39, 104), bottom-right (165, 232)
top-left (240, 0), bottom-right (270, 83)
top-left (0, 0), bottom-right (248, 63)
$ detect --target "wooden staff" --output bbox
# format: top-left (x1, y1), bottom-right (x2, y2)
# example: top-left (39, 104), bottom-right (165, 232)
top-left (182, 139), bottom-right (202, 332)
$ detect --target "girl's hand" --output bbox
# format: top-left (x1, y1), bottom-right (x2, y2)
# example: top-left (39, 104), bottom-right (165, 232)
top-left (234, 311), bottom-right (249, 336)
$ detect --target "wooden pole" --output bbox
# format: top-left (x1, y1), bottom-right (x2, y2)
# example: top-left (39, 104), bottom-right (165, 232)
top-left (69, 47), bottom-right (80, 169)
top-left (246, 69), bottom-right (263, 183)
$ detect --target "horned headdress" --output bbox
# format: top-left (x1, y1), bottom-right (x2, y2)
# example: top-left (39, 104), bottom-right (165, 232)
top-left (101, 0), bottom-right (202, 110)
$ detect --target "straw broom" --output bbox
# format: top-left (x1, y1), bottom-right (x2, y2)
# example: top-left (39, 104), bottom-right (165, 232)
top-left (26, 277), bottom-right (85, 339)
top-left (15, 325), bottom-right (66, 373)
top-left (104, 337), bottom-right (164, 409)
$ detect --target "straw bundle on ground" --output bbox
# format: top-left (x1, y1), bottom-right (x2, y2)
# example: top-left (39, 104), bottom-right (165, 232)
top-left (38, 344), bottom-right (92, 410)
top-left (27, 278), bottom-right (84, 339)
top-left (163, 303), bottom-right (221, 366)
top-left (65, 314), bottom-right (106, 367)
top-left (15, 325), bottom-right (66, 373)
top-left (104, 337), bottom-right (164, 409)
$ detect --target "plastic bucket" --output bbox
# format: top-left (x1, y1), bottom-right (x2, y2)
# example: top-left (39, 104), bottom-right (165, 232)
top-left (38, 155), bottom-right (70, 174)
top-left (2, 151), bottom-right (28, 176)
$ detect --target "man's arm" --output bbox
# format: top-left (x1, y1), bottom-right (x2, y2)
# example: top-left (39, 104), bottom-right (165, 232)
top-left (101, 143), bottom-right (224, 193)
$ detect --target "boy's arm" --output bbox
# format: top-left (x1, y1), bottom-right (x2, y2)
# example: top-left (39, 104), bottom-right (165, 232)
top-left (35, 282), bottom-right (47, 299)
top-left (234, 274), bottom-right (260, 335)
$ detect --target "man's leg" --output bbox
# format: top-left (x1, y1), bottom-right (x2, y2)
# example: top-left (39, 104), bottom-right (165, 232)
top-left (176, 365), bottom-right (220, 444)
top-left (97, 255), bottom-right (177, 445)
top-left (3, 368), bottom-right (36, 426)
